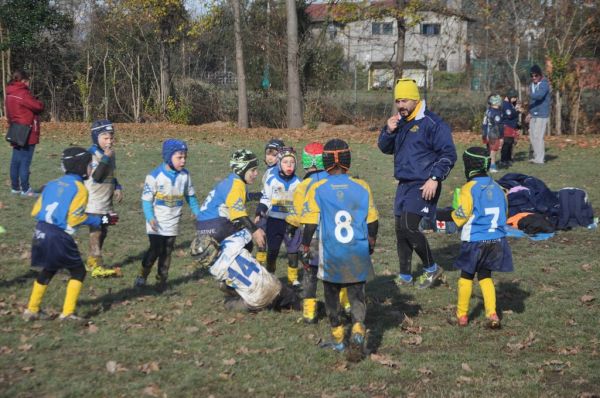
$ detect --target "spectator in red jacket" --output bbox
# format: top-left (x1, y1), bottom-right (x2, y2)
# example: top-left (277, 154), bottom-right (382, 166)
top-left (6, 70), bottom-right (44, 197)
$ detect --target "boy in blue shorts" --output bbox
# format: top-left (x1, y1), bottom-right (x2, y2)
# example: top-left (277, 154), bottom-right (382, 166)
top-left (437, 147), bottom-right (514, 328)
top-left (256, 147), bottom-right (302, 286)
top-left (301, 139), bottom-right (379, 362)
top-left (24, 147), bottom-right (117, 321)
top-left (135, 139), bottom-right (201, 291)
top-left (85, 119), bottom-right (123, 278)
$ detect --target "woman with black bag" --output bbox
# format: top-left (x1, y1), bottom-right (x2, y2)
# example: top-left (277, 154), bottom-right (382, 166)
top-left (5, 70), bottom-right (44, 197)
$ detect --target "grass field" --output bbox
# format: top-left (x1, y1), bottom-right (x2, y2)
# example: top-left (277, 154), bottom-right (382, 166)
top-left (1, 123), bottom-right (599, 397)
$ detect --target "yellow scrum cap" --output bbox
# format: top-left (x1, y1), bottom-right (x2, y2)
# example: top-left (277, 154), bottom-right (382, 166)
top-left (394, 78), bottom-right (420, 101)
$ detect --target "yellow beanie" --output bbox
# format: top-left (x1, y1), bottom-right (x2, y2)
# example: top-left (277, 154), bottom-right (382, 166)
top-left (394, 78), bottom-right (420, 101)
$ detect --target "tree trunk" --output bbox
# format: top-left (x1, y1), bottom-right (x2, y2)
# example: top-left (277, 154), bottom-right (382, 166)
top-left (286, 0), bottom-right (303, 128)
top-left (231, 0), bottom-right (248, 128)
top-left (0, 23), bottom-right (5, 118)
top-left (394, 0), bottom-right (407, 81)
top-left (554, 90), bottom-right (562, 136)
top-left (159, 39), bottom-right (171, 117)
top-left (103, 48), bottom-right (109, 119)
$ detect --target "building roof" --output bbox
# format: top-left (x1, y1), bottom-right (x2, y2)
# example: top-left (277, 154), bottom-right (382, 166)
top-left (305, 1), bottom-right (474, 23)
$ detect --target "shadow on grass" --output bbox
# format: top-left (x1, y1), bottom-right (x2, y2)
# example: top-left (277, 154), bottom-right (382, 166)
top-left (513, 150), bottom-right (558, 164)
top-left (0, 269), bottom-right (38, 289)
top-left (78, 267), bottom-right (211, 317)
top-left (365, 275), bottom-right (421, 354)
top-left (111, 239), bottom-right (192, 269)
top-left (467, 279), bottom-right (530, 320)
top-left (431, 242), bottom-right (462, 272)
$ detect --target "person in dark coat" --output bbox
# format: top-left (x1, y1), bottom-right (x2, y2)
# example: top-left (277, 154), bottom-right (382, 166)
top-left (378, 79), bottom-right (457, 289)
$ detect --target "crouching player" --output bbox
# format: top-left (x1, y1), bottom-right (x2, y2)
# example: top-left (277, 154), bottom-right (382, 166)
top-left (436, 147), bottom-right (513, 328)
top-left (192, 229), bottom-right (301, 312)
top-left (285, 142), bottom-right (351, 323)
top-left (24, 147), bottom-right (117, 321)
top-left (300, 139), bottom-right (379, 362)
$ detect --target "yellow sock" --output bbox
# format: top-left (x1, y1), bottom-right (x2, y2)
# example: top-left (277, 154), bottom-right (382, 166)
top-left (479, 278), bottom-right (497, 317)
top-left (339, 288), bottom-right (351, 311)
top-left (303, 298), bottom-right (317, 320)
top-left (62, 279), bottom-right (83, 316)
top-left (287, 266), bottom-right (299, 284)
top-left (456, 278), bottom-right (473, 318)
top-left (351, 322), bottom-right (365, 337)
top-left (331, 325), bottom-right (345, 344)
top-left (27, 281), bottom-right (48, 313)
top-left (256, 251), bottom-right (267, 266)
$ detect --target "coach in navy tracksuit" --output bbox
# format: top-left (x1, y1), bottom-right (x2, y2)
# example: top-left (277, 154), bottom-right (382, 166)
top-left (378, 79), bottom-right (457, 289)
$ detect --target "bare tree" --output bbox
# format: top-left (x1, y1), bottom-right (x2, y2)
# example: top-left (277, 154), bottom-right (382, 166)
top-left (286, 0), bottom-right (303, 128)
top-left (231, 0), bottom-right (248, 128)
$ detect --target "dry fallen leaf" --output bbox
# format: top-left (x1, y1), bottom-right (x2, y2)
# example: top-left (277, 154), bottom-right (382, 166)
top-left (403, 335), bottom-right (423, 346)
top-left (185, 326), bottom-right (199, 334)
top-left (106, 361), bottom-right (117, 374)
top-left (222, 358), bottom-right (236, 366)
top-left (418, 367), bottom-right (433, 376)
top-left (139, 361), bottom-right (160, 374)
top-left (456, 375), bottom-right (472, 384)
top-left (142, 384), bottom-right (162, 397)
top-left (581, 263), bottom-right (592, 272)
top-left (370, 353), bottom-right (401, 368)
top-left (580, 295), bottom-right (595, 304)
top-left (18, 344), bottom-right (33, 352)
top-left (461, 363), bottom-right (473, 372)
top-left (334, 361), bottom-right (348, 372)
top-left (21, 366), bottom-right (34, 373)
top-left (87, 324), bottom-right (99, 334)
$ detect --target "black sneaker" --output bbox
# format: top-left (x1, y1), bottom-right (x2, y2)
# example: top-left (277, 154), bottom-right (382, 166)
top-left (346, 333), bottom-right (366, 362)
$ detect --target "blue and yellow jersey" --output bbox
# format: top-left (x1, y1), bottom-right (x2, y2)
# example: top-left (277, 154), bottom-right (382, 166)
top-left (301, 174), bottom-right (379, 283)
top-left (32, 174), bottom-right (100, 234)
top-left (451, 176), bottom-right (508, 242)
top-left (286, 170), bottom-right (328, 227)
top-left (198, 173), bottom-right (248, 222)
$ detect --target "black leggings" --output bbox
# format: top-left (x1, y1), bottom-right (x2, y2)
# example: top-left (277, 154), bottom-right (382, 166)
top-left (37, 266), bottom-right (86, 285)
top-left (395, 212), bottom-right (435, 274)
top-left (141, 235), bottom-right (176, 281)
top-left (460, 269), bottom-right (492, 281)
top-left (323, 281), bottom-right (366, 328)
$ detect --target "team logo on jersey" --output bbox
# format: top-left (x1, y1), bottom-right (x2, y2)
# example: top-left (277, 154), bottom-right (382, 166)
top-left (410, 125), bottom-right (419, 133)
top-left (455, 206), bottom-right (466, 218)
top-left (231, 198), bottom-right (246, 212)
top-left (301, 201), bottom-right (311, 216)
top-left (420, 206), bottom-right (429, 214)
top-left (142, 184), bottom-right (153, 196)
top-left (336, 190), bottom-right (345, 202)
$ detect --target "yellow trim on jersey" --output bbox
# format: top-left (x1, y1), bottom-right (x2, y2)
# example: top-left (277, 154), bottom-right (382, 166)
top-left (451, 180), bottom-right (476, 227)
top-left (300, 179), bottom-right (328, 225)
top-left (286, 177), bottom-right (312, 227)
top-left (67, 181), bottom-right (90, 227)
top-left (349, 177), bottom-right (379, 223)
top-left (225, 178), bottom-right (248, 221)
top-left (31, 196), bottom-right (42, 217)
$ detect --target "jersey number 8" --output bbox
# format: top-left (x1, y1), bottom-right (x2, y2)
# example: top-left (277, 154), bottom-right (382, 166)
top-left (334, 210), bottom-right (354, 244)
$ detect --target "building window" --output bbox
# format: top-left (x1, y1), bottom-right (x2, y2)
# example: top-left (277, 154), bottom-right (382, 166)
top-left (421, 23), bottom-right (441, 36)
top-left (372, 22), bottom-right (393, 35)
top-left (438, 59), bottom-right (447, 71)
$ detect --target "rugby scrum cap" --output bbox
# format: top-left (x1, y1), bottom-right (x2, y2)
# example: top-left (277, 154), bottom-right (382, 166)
top-left (302, 142), bottom-right (325, 170)
top-left (463, 146), bottom-right (490, 180)
top-left (62, 146), bottom-right (92, 179)
top-left (230, 149), bottom-right (258, 181)
top-left (162, 139), bottom-right (188, 168)
top-left (394, 78), bottom-right (420, 101)
top-left (323, 139), bottom-right (351, 172)
top-left (265, 138), bottom-right (285, 152)
top-left (91, 119), bottom-right (114, 146)
top-left (489, 94), bottom-right (502, 107)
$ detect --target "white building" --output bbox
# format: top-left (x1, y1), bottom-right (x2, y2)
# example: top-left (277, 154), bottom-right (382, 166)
top-left (306, 1), bottom-right (471, 88)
